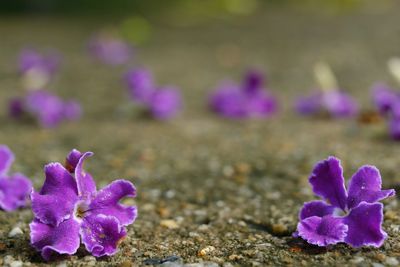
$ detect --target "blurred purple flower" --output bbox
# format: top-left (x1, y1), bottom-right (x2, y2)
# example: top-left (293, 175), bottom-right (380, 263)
top-left (297, 156), bottom-right (395, 247)
top-left (8, 90), bottom-right (81, 128)
top-left (89, 35), bottom-right (133, 66)
top-left (125, 68), bottom-right (182, 119)
top-left (295, 89), bottom-right (358, 118)
top-left (125, 68), bottom-right (155, 104)
top-left (371, 83), bottom-right (400, 115)
top-left (0, 145), bottom-right (32, 211)
top-left (19, 48), bottom-right (60, 76)
top-left (209, 70), bottom-right (278, 118)
top-left (30, 149), bottom-right (137, 260)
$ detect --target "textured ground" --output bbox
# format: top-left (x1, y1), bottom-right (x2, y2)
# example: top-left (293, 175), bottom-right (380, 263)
top-left (1, 5), bottom-right (400, 267)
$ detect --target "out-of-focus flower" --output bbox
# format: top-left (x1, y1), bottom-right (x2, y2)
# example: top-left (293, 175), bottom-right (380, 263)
top-left (370, 83), bottom-right (400, 140)
top-left (8, 90), bottom-right (81, 128)
top-left (30, 149), bottom-right (137, 260)
top-left (296, 156), bottom-right (395, 247)
top-left (18, 49), bottom-right (61, 89)
top-left (209, 70), bottom-right (278, 119)
top-left (88, 33), bottom-right (133, 66)
top-left (125, 68), bottom-right (182, 120)
top-left (371, 83), bottom-right (400, 115)
top-left (295, 89), bottom-right (358, 118)
top-left (0, 145), bottom-right (32, 211)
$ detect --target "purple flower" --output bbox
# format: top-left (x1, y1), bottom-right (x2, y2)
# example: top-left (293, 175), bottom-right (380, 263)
top-left (8, 90), bottom-right (81, 128)
top-left (88, 34), bottom-right (133, 66)
top-left (371, 83), bottom-right (400, 115)
top-left (125, 68), bottom-right (155, 104)
top-left (125, 68), bottom-right (182, 119)
top-left (19, 48), bottom-right (60, 76)
top-left (30, 149), bottom-right (137, 260)
top-left (149, 87), bottom-right (182, 120)
top-left (0, 145), bottom-right (32, 211)
top-left (295, 90), bottom-right (358, 118)
top-left (209, 70), bottom-right (278, 119)
top-left (297, 157), bottom-right (395, 247)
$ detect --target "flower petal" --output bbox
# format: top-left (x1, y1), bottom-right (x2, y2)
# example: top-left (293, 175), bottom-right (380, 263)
top-left (0, 145), bottom-right (14, 175)
top-left (31, 163), bottom-right (78, 226)
top-left (343, 202), bottom-right (387, 248)
top-left (297, 215), bottom-right (348, 246)
top-left (295, 92), bottom-right (322, 115)
top-left (243, 70), bottom-right (264, 95)
top-left (75, 151), bottom-right (96, 198)
top-left (80, 214), bottom-right (127, 257)
top-left (209, 82), bottom-right (247, 118)
top-left (371, 83), bottom-right (398, 115)
top-left (347, 166), bottom-right (395, 209)
top-left (125, 68), bottom-right (155, 104)
top-left (30, 218), bottom-right (80, 261)
top-left (149, 87), bottom-right (181, 120)
top-left (323, 90), bottom-right (358, 118)
top-left (299, 200), bottom-right (335, 220)
top-left (88, 180), bottom-right (137, 226)
top-left (245, 92), bottom-right (277, 117)
top-left (0, 173), bottom-right (32, 211)
top-left (65, 149), bottom-right (82, 173)
top-left (309, 156), bottom-right (347, 210)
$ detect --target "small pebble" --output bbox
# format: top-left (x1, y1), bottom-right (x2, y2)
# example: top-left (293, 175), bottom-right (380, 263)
top-left (10, 261), bottom-right (23, 267)
top-left (160, 219), bottom-right (179, 229)
top-left (372, 263), bottom-right (384, 267)
top-left (351, 257), bottom-right (364, 264)
top-left (385, 257), bottom-right (399, 266)
top-left (198, 246), bottom-right (216, 257)
top-left (8, 227), bottom-right (23, 237)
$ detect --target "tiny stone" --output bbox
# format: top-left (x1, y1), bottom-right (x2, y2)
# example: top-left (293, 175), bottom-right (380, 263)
top-left (372, 263), bottom-right (385, 267)
top-left (272, 224), bottom-right (287, 235)
top-left (385, 257), bottom-right (399, 266)
top-left (10, 261), bottom-right (23, 267)
top-left (385, 211), bottom-right (397, 220)
top-left (198, 224), bottom-right (209, 232)
top-left (374, 253), bottom-right (385, 261)
top-left (8, 227), bottom-right (23, 237)
top-left (119, 260), bottom-right (132, 267)
top-left (351, 257), bottom-right (364, 264)
top-left (160, 219), bottom-right (179, 229)
top-left (198, 246), bottom-right (216, 257)
top-left (56, 263), bottom-right (68, 267)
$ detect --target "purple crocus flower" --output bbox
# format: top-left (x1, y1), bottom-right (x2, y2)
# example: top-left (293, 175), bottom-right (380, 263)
top-left (125, 68), bottom-right (182, 119)
top-left (0, 145), bottom-right (32, 211)
top-left (9, 90), bottom-right (81, 128)
top-left (295, 90), bottom-right (358, 118)
top-left (209, 70), bottom-right (278, 119)
top-left (297, 156), bottom-right (395, 247)
top-left (88, 34), bottom-right (133, 66)
top-left (30, 149), bottom-right (137, 260)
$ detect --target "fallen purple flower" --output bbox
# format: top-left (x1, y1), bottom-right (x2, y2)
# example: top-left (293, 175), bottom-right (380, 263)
top-left (89, 34), bottom-right (133, 66)
top-left (371, 83), bottom-right (400, 116)
top-left (125, 68), bottom-right (182, 119)
top-left (295, 89), bottom-right (358, 118)
top-left (19, 48), bottom-right (60, 76)
top-left (8, 90), bottom-right (81, 128)
top-left (30, 149), bottom-right (137, 260)
top-left (297, 156), bottom-right (395, 247)
top-left (0, 145), bottom-right (32, 211)
top-left (209, 70), bottom-right (278, 118)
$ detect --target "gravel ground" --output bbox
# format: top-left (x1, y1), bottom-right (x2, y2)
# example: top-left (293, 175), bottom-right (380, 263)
top-left (1, 5), bottom-right (400, 267)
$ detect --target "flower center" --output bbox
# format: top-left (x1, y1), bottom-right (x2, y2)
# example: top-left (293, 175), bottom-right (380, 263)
top-left (333, 208), bottom-right (348, 217)
top-left (74, 201), bottom-right (89, 219)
